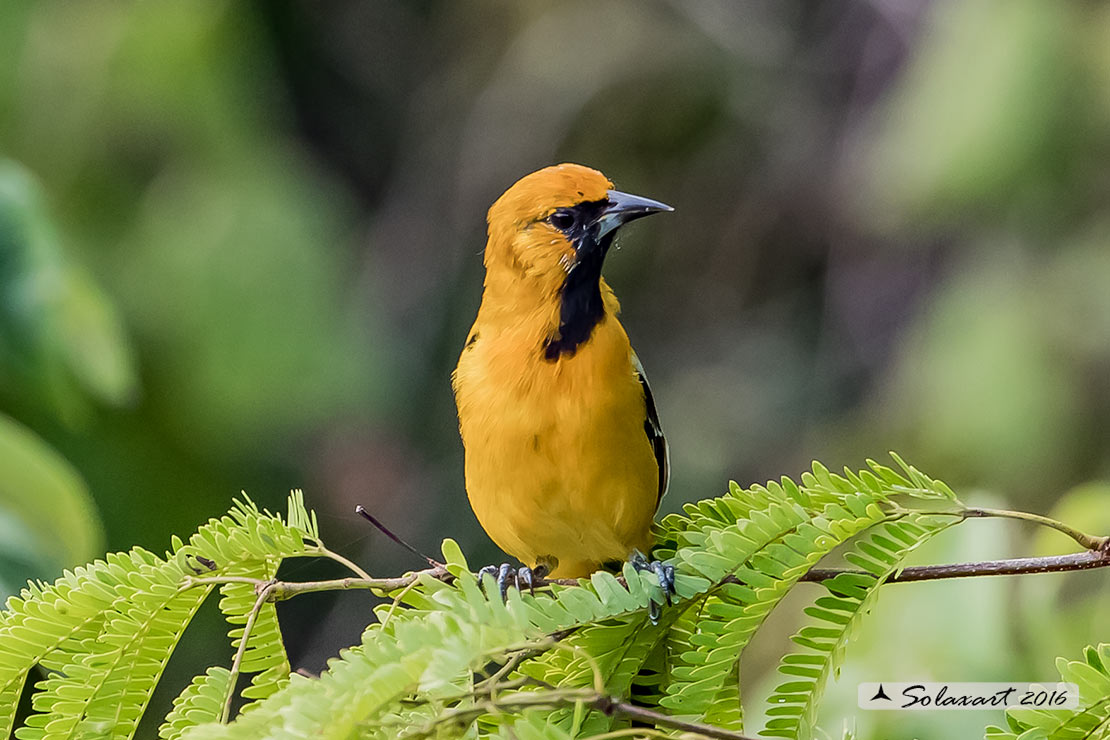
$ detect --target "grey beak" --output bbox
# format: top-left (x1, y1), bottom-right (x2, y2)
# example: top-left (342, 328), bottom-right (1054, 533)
top-left (596, 189), bottom-right (674, 238)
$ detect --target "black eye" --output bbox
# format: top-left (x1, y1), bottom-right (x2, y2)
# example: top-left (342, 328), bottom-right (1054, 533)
top-left (549, 210), bottom-right (576, 231)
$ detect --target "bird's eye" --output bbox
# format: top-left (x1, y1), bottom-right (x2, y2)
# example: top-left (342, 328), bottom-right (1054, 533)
top-left (548, 210), bottom-right (576, 231)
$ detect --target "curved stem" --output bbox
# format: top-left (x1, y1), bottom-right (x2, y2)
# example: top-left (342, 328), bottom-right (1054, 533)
top-left (960, 507), bottom-right (1109, 552)
top-left (314, 547), bottom-right (374, 580)
top-left (221, 581), bottom-right (277, 723)
top-left (378, 577), bottom-right (422, 629)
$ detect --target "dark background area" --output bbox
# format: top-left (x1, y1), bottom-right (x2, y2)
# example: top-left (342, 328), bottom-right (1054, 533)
top-left (2, 1), bottom-right (1108, 736)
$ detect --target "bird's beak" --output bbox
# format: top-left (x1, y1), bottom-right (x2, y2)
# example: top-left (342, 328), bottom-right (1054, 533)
top-left (595, 189), bottom-right (674, 238)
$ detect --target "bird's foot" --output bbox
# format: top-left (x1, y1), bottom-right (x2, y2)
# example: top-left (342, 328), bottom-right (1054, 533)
top-left (629, 550), bottom-right (676, 625)
top-left (477, 562), bottom-right (549, 601)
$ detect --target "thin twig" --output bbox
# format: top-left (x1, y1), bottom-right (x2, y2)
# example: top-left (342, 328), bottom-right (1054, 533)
top-left (578, 730), bottom-right (676, 740)
top-left (180, 568), bottom-right (452, 599)
top-left (314, 546), bottom-right (375, 580)
top-left (578, 729), bottom-right (677, 740)
top-left (222, 580), bottom-right (278, 723)
top-left (799, 549), bottom-right (1110, 584)
top-left (600, 695), bottom-right (756, 739)
top-left (547, 549), bottom-right (1110, 588)
top-left (397, 688), bottom-right (756, 740)
top-left (960, 507), bottom-right (1110, 552)
top-left (475, 632), bottom-right (578, 694)
top-left (378, 576), bottom-right (423, 629)
top-left (180, 549), bottom-right (1110, 601)
top-left (551, 641), bottom-right (606, 695)
top-left (180, 575), bottom-right (265, 590)
top-left (476, 647), bottom-right (538, 693)
top-left (268, 576), bottom-right (387, 599)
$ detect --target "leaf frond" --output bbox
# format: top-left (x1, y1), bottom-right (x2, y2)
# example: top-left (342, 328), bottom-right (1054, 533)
top-left (762, 514), bottom-right (955, 740)
top-left (986, 643), bottom-right (1110, 740)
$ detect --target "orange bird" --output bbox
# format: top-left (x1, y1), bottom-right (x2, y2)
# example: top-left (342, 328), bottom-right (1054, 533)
top-left (453, 163), bottom-right (674, 597)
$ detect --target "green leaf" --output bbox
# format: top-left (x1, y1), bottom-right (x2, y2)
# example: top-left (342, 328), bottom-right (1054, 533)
top-left (0, 159), bottom-right (138, 420)
top-left (994, 644), bottom-right (1110, 740)
top-left (440, 538), bottom-right (469, 572)
top-left (158, 667), bottom-right (232, 740)
top-left (764, 515), bottom-right (955, 740)
top-left (0, 492), bottom-right (317, 739)
top-left (0, 412), bottom-right (104, 597)
top-left (0, 457), bottom-right (984, 740)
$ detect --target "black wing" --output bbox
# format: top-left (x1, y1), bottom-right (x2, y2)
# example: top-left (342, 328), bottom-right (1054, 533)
top-left (633, 352), bottom-right (669, 509)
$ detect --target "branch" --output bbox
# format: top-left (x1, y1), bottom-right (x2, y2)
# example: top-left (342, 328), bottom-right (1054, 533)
top-left (549, 548), bottom-right (1110, 589)
top-left (396, 687), bottom-right (757, 740)
top-left (180, 549), bottom-right (1110, 601)
top-left (959, 506), bottom-right (1109, 552)
top-left (597, 695), bottom-right (757, 739)
top-left (180, 503), bottom-right (1110, 599)
top-left (545, 551), bottom-right (1110, 588)
top-left (312, 547), bottom-right (375, 581)
top-left (179, 565), bottom-right (451, 599)
top-left (787, 505), bottom-right (1110, 585)
top-left (800, 548), bottom-right (1110, 584)
top-left (174, 507), bottom-right (1109, 737)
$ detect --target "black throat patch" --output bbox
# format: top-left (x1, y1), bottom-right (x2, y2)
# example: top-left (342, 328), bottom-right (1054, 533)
top-left (542, 200), bottom-right (612, 361)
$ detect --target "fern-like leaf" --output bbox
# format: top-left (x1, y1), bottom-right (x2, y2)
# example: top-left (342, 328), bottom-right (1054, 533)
top-left (158, 667), bottom-right (232, 740)
top-left (985, 643), bottom-right (1110, 740)
top-left (656, 459), bottom-right (959, 731)
top-left (1, 494), bottom-right (317, 740)
top-left (179, 550), bottom-right (671, 739)
top-left (762, 514), bottom-right (955, 740)
top-left (186, 458), bottom-right (963, 740)
top-left (0, 458), bottom-right (982, 740)
top-left (218, 566), bottom-right (289, 703)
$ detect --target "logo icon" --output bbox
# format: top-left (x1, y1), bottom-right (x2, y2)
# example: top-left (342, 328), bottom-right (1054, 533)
top-left (870, 684), bottom-right (892, 702)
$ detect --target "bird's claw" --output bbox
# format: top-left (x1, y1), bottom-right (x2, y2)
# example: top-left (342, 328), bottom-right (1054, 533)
top-left (478, 563), bottom-right (546, 600)
top-left (630, 551), bottom-right (677, 625)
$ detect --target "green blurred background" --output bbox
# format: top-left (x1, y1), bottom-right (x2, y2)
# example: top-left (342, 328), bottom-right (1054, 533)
top-left (1, 1), bottom-right (1108, 736)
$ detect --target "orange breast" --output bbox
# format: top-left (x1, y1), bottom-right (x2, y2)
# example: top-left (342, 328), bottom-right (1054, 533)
top-left (453, 309), bottom-right (657, 577)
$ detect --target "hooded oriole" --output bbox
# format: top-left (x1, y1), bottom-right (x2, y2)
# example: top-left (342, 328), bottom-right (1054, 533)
top-left (453, 163), bottom-right (673, 592)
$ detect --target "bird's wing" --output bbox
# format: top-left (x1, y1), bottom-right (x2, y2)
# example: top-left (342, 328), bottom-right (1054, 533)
top-left (632, 351), bottom-right (669, 509)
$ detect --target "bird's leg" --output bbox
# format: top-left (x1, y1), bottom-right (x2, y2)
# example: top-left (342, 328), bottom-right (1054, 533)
top-left (497, 562), bottom-right (515, 600)
top-left (516, 563), bottom-right (549, 595)
top-left (477, 561), bottom-right (551, 599)
top-left (477, 563), bottom-right (513, 600)
top-left (629, 550), bottom-right (677, 625)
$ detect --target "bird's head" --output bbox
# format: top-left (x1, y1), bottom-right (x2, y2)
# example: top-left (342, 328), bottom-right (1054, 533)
top-left (484, 163), bottom-right (672, 294)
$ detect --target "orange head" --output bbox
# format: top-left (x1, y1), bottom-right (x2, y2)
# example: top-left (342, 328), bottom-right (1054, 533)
top-left (482, 163), bottom-right (672, 358)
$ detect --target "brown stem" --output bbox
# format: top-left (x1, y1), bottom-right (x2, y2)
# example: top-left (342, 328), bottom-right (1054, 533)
top-left (182, 550), bottom-right (1110, 600)
top-left (594, 695), bottom-right (754, 739)
top-left (594, 694), bottom-right (755, 739)
top-left (397, 688), bottom-right (756, 740)
top-left (799, 549), bottom-right (1110, 584)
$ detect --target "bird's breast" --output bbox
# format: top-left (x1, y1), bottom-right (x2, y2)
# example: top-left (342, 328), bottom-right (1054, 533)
top-left (456, 312), bottom-right (636, 427)
top-left (454, 313), bottom-right (658, 572)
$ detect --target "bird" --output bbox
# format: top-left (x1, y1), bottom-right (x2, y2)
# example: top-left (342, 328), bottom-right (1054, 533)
top-left (452, 163), bottom-right (674, 602)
